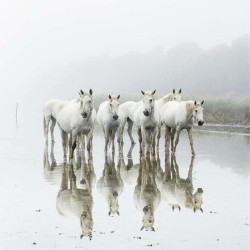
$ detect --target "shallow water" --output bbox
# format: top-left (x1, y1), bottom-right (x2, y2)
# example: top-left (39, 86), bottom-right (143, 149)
top-left (0, 125), bottom-right (249, 250)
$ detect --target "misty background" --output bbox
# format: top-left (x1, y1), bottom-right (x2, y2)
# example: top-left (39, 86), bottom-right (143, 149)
top-left (0, 0), bottom-right (249, 133)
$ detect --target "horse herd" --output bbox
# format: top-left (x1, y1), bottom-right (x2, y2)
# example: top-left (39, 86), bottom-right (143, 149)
top-left (43, 88), bottom-right (205, 161)
top-left (43, 89), bottom-right (205, 240)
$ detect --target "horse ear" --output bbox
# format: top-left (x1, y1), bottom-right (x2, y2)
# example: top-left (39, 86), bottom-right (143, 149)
top-left (89, 89), bottom-right (93, 95)
top-left (173, 89), bottom-right (175, 94)
top-left (78, 92), bottom-right (81, 96)
top-left (151, 227), bottom-right (155, 232)
top-left (172, 206), bottom-right (174, 212)
top-left (108, 211), bottom-right (111, 216)
top-left (179, 89), bottom-right (182, 94)
top-left (80, 89), bottom-right (84, 95)
top-left (193, 207), bottom-right (196, 213)
top-left (109, 95), bottom-right (112, 100)
top-left (140, 226), bottom-right (144, 231)
top-left (200, 208), bottom-right (203, 213)
top-left (117, 94), bottom-right (120, 100)
top-left (152, 89), bottom-right (156, 95)
top-left (201, 100), bottom-right (204, 105)
top-left (194, 100), bottom-right (197, 106)
top-left (89, 235), bottom-right (92, 240)
top-left (141, 90), bottom-right (145, 95)
top-left (117, 211), bottom-right (120, 216)
top-left (80, 234), bottom-right (83, 239)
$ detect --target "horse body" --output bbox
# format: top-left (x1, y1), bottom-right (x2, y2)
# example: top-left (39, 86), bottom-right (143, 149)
top-left (162, 100), bottom-right (204, 155)
top-left (43, 90), bottom-right (95, 162)
top-left (96, 95), bottom-right (122, 152)
top-left (132, 91), bottom-right (160, 155)
top-left (118, 101), bottom-right (140, 144)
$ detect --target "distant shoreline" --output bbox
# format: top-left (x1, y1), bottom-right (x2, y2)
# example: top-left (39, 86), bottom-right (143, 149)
top-left (193, 123), bottom-right (250, 135)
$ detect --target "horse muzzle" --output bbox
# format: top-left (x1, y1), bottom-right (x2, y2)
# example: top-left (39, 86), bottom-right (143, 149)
top-left (143, 110), bottom-right (150, 117)
top-left (113, 115), bottom-right (119, 120)
top-left (81, 112), bottom-right (88, 118)
top-left (198, 121), bottom-right (204, 126)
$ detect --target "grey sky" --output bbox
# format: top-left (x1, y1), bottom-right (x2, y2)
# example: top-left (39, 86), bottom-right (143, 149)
top-left (0, 0), bottom-right (249, 100)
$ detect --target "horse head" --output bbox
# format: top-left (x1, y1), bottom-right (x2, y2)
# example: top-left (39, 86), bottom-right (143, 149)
top-left (193, 100), bottom-right (204, 126)
top-left (172, 88), bottom-right (182, 102)
top-left (108, 94), bottom-right (120, 120)
top-left (80, 211), bottom-right (93, 240)
top-left (78, 89), bottom-right (93, 119)
top-left (108, 190), bottom-right (120, 216)
top-left (141, 90), bottom-right (156, 117)
top-left (141, 205), bottom-right (155, 232)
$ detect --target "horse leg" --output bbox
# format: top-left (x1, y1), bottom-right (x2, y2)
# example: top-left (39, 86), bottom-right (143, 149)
top-left (87, 129), bottom-right (93, 152)
top-left (117, 120), bottom-right (125, 146)
top-left (60, 129), bottom-right (68, 160)
top-left (171, 128), bottom-right (176, 153)
top-left (104, 127), bottom-right (109, 154)
top-left (138, 128), bottom-right (142, 155)
top-left (69, 134), bottom-right (77, 166)
top-left (127, 120), bottom-right (135, 145)
top-left (173, 127), bottom-right (181, 155)
top-left (165, 125), bottom-right (171, 155)
top-left (43, 116), bottom-right (50, 144)
top-left (111, 129), bottom-right (116, 153)
top-left (157, 124), bottom-right (161, 148)
top-left (152, 129), bottom-right (157, 156)
top-left (187, 155), bottom-right (195, 182)
top-left (187, 128), bottom-right (195, 155)
top-left (141, 128), bottom-right (147, 156)
top-left (50, 116), bottom-right (56, 144)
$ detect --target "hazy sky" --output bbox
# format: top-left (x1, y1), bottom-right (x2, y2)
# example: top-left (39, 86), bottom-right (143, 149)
top-left (0, 0), bottom-right (249, 100)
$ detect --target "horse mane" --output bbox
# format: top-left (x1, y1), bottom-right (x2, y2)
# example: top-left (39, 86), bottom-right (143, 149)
top-left (76, 93), bottom-right (92, 103)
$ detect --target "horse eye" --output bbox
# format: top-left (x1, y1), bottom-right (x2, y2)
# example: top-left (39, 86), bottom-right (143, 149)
top-left (195, 110), bottom-right (198, 113)
top-left (150, 99), bottom-right (152, 102)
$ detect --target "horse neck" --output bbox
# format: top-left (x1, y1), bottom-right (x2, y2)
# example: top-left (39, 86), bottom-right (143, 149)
top-left (185, 101), bottom-right (195, 122)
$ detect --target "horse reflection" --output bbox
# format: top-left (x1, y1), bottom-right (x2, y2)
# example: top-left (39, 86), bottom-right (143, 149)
top-left (162, 155), bottom-right (204, 212)
top-left (56, 156), bottom-right (94, 240)
top-left (97, 153), bottom-right (124, 216)
top-left (44, 142), bottom-right (57, 170)
top-left (119, 145), bottom-right (140, 186)
top-left (133, 156), bottom-right (161, 231)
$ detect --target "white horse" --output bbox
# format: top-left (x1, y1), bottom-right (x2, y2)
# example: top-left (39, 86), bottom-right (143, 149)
top-left (118, 101), bottom-right (139, 145)
top-left (96, 95), bottom-right (122, 153)
top-left (133, 156), bottom-right (161, 231)
top-left (162, 154), bottom-right (204, 212)
top-left (56, 163), bottom-right (94, 240)
top-left (43, 89), bottom-right (96, 164)
top-left (161, 100), bottom-right (204, 155)
top-left (132, 90), bottom-right (160, 156)
top-left (155, 89), bottom-right (182, 147)
top-left (97, 153), bottom-right (124, 216)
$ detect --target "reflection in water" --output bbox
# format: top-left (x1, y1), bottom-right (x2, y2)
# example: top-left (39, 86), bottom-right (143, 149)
top-left (43, 142), bottom-right (57, 171)
top-left (56, 153), bottom-right (94, 240)
top-left (97, 153), bottom-right (124, 216)
top-left (162, 155), bottom-right (204, 212)
top-left (133, 156), bottom-right (161, 231)
top-left (43, 135), bottom-right (206, 239)
top-left (119, 145), bottom-right (140, 186)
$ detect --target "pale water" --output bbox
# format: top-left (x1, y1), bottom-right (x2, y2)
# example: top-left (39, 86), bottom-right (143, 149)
top-left (0, 124), bottom-right (249, 250)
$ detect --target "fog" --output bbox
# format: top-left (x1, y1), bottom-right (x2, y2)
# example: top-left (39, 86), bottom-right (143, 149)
top-left (0, 0), bottom-right (249, 134)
